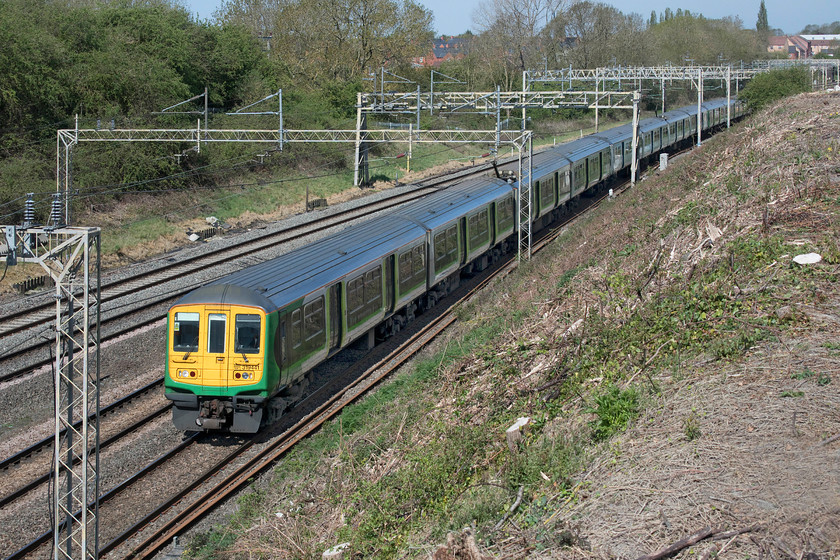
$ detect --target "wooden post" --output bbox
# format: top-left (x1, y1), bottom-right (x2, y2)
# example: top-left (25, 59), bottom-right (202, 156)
top-left (506, 417), bottom-right (531, 453)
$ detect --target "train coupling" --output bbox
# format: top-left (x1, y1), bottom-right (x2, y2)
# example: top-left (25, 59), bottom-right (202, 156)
top-left (195, 399), bottom-right (232, 430)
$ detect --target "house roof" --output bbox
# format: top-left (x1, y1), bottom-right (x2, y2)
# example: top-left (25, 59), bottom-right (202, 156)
top-left (800, 35), bottom-right (840, 42)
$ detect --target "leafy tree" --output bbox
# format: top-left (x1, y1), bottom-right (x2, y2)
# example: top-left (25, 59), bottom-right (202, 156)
top-left (643, 12), bottom-right (764, 66)
top-left (649, 10), bottom-right (657, 27)
top-left (0, 0), bottom-right (272, 212)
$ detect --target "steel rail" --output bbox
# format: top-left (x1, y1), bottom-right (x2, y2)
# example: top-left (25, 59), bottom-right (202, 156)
top-left (0, 379), bottom-right (164, 472)
top-left (0, 403), bottom-right (171, 509)
top-left (3, 432), bottom-right (204, 560)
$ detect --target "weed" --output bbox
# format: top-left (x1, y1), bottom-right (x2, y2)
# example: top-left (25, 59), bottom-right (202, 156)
top-left (586, 384), bottom-right (640, 442)
top-left (683, 413), bottom-right (701, 441)
top-left (817, 373), bottom-right (831, 386)
top-left (780, 390), bottom-right (805, 398)
top-left (555, 265), bottom-right (585, 293)
top-left (792, 369), bottom-right (816, 380)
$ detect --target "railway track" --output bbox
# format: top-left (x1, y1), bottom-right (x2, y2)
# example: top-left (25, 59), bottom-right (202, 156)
top-left (0, 155), bottom-right (642, 560)
top-left (0, 158), bottom-right (519, 385)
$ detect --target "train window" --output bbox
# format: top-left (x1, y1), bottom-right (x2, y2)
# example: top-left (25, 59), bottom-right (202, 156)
top-left (468, 210), bottom-right (489, 249)
top-left (587, 155), bottom-right (599, 184)
top-left (365, 268), bottom-right (382, 306)
top-left (560, 170), bottom-right (570, 196)
top-left (173, 312), bottom-right (200, 352)
top-left (347, 267), bottom-right (382, 327)
top-left (573, 161), bottom-right (586, 191)
top-left (601, 149), bottom-right (610, 176)
top-left (398, 252), bottom-right (412, 287)
top-left (208, 313), bottom-right (226, 354)
top-left (347, 277), bottom-right (363, 315)
top-left (434, 232), bottom-right (446, 264)
top-left (304, 298), bottom-right (325, 343)
top-left (497, 197), bottom-right (514, 232)
top-left (291, 309), bottom-right (303, 349)
top-left (399, 245), bottom-right (425, 294)
top-left (539, 176), bottom-right (554, 209)
top-left (275, 320), bottom-right (285, 368)
top-left (413, 245), bottom-right (424, 276)
top-left (434, 225), bottom-right (458, 272)
top-left (234, 314), bottom-right (261, 354)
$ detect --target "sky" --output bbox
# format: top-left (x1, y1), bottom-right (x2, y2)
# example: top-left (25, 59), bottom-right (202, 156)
top-left (185, 0), bottom-right (836, 37)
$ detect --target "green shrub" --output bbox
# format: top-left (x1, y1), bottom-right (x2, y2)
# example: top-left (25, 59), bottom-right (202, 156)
top-left (739, 67), bottom-right (811, 112)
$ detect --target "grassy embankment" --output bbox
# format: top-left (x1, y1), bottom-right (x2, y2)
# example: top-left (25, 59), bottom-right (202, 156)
top-left (184, 90), bottom-right (840, 558)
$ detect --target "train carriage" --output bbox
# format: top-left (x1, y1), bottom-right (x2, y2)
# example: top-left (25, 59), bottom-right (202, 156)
top-left (592, 124), bottom-right (635, 174)
top-left (398, 177), bottom-right (517, 287)
top-left (555, 136), bottom-right (611, 197)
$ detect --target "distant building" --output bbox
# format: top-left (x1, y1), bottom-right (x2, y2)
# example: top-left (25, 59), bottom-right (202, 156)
top-left (768, 34), bottom-right (839, 59)
top-left (412, 35), bottom-right (470, 68)
top-left (801, 34), bottom-right (839, 57)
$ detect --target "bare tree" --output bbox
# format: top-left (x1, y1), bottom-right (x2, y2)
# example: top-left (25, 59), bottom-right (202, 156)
top-left (474, 0), bottom-right (569, 75)
top-left (557, 1), bottom-right (645, 68)
top-left (216, 0), bottom-right (434, 83)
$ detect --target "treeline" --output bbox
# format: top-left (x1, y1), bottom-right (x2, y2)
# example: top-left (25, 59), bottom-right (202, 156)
top-left (1, 0), bottom-right (771, 220)
top-left (446, 1), bottom-right (766, 91)
top-left (800, 21), bottom-right (840, 34)
top-left (0, 0), bottom-right (281, 218)
top-left (1, 0), bottom-right (273, 133)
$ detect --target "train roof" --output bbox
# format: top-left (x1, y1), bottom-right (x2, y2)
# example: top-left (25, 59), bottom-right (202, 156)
top-left (192, 214), bottom-right (428, 309)
top-left (531, 148), bottom-right (572, 177)
top-left (592, 123), bottom-right (633, 145)
top-left (554, 135), bottom-right (610, 161)
top-left (398, 176), bottom-right (514, 230)
top-left (662, 108), bottom-right (694, 123)
top-left (701, 98), bottom-right (731, 111)
top-left (636, 116), bottom-right (664, 133)
top-left (176, 283), bottom-right (275, 309)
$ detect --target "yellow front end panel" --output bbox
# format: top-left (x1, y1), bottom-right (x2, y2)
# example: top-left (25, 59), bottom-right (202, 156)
top-left (169, 304), bottom-right (265, 388)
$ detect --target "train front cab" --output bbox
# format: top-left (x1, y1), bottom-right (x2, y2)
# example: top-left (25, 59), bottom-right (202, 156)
top-left (165, 288), bottom-right (278, 433)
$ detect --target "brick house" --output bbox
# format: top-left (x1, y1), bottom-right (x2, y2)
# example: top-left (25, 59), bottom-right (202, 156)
top-left (412, 35), bottom-right (470, 68)
top-left (768, 35), bottom-right (839, 59)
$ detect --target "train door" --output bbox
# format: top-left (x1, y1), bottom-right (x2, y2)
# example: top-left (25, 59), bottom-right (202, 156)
top-left (385, 255), bottom-right (395, 313)
top-left (202, 307), bottom-right (230, 389)
top-left (459, 217), bottom-right (468, 265)
top-left (328, 283), bottom-right (342, 352)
